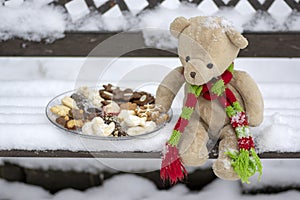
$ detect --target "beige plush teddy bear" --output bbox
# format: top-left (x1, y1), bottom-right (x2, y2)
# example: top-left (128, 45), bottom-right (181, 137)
top-left (156, 16), bottom-right (264, 184)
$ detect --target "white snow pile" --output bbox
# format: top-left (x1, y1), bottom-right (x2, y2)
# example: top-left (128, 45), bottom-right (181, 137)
top-left (138, 3), bottom-right (204, 49)
top-left (244, 159), bottom-right (300, 191)
top-left (0, 0), bottom-right (300, 43)
top-left (0, 1), bottom-right (66, 42)
top-left (1, 174), bottom-right (300, 200)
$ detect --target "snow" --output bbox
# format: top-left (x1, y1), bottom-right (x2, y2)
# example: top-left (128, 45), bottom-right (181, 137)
top-left (1, 173), bottom-right (300, 199)
top-left (4, 0), bottom-right (24, 7)
top-left (0, 1), bottom-right (66, 42)
top-left (1, 0), bottom-right (300, 42)
top-left (0, 179), bottom-right (52, 199)
top-left (244, 159), bottom-right (300, 191)
top-left (93, 0), bottom-right (106, 8)
top-left (65, 0), bottom-right (90, 22)
top-left (0, 57), bottom-right (299, 153)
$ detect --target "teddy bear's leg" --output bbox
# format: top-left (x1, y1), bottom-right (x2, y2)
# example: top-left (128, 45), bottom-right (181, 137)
top-left (179, 115), bottom-right (209, 166)
top-left (212, 124), bottom-right (240, 180)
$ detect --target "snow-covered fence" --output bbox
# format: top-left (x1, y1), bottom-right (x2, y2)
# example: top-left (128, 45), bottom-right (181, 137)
top-left (52, 0), bottom-right (300, 15)
top-left (0, 0), bottom-right (300, 57)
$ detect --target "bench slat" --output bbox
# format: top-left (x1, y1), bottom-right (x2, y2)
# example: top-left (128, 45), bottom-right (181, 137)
top-left (0, 150), bottom-right (299, 159)
top-left (0, 32), bottom-right (299, 57)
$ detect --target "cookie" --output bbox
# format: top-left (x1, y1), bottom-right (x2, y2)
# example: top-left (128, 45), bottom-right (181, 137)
top-left (92, 117), bottom-right (115, 136)
top-left (55, 116), bottom-right (69, 127)
top-left (103, 83), bottom-right (118, 93)
top-left (99, 90), bottom-right (113, 100)
top-left (103, 114), bottom-right (127, 137)
top-left (68, 109), bottom-right (84, 120)
top-left (113, 88), bottom-right (133, 102)
top-left (123, 114), bottom-right (147, 127)
top-left (103, 101), bottom-right (120, 115)
top-left (81, 107), bottom-right (101, 121)
top-left (127, 121), bottom-right (156, 136)
top-left (100, 84), bottom-right (135, 103)
top-left (50, 105), bottom-right (70, 117)
top-left (66, 119), bottom-right (84, 130)
top-left (135, 104), bottom-right (156, 121)
top-left (77, 87), bottom-right (104, 108)
top-left (119, 102), bottom-right (137, 110)
top-left (61, 96), bottom-right (78, 109)
top-left (130, 92), bottom-right (155, 106)
top-left (70, 93), bottom-right (88, 110)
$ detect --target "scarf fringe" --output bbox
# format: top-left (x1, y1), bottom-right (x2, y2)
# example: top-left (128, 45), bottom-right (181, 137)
top-left (160, 144), bottom-right (187, 184)
top-left (226, 148), bottom-right (262, 183)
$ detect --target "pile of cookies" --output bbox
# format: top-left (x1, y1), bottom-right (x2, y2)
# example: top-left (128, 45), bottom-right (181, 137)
top-left (49, 84), bottom-right (169, 137)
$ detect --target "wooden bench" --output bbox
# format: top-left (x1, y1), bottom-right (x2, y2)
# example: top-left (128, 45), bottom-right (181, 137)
top-left (0, 0), bottom-right (300, 159)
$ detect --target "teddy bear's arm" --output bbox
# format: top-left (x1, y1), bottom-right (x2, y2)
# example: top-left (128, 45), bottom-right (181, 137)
top-left (231, 70), bottom-right (264, 126)
top-left (156, 66), bottom-right (185, 111)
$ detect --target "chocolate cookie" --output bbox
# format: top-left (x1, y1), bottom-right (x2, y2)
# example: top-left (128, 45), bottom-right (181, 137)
top-left (103, 83), bottom-right (117, 93)
top-left (70, 93), bottom-right (88, 110)
top-left (56, 116), bottom-right (69, 127)
top-left (130, 91), bottom-right (155, 106)
top-left (112, 88), bottom-right (133, 102)
top-left (68, 109), bottom-right (84, 120)
top-left (100, 84), bottom-right (134, 103)
top-left (99, 89), bottom-right (114, 100)
top-left (103, 114), bottom-right (127, 137)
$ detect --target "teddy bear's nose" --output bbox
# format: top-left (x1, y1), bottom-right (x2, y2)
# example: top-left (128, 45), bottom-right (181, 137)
top-left (190, 72), bottom-right (196, 78)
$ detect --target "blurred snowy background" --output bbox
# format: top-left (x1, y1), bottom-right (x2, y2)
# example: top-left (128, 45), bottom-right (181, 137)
top-left (0, 0), bottom-right (300, 44)
top-left (1, 0), bottom-right (300, 199)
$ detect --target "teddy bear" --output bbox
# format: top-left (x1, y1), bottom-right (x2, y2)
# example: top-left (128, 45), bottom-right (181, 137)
top-left (156, 16), bottom-right (264, 184)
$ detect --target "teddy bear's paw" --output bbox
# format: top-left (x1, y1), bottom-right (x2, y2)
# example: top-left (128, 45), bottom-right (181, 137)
top-left (181, 145), bottom-right (208, 166)
top-left (212, 158), bottom-right (239, 181)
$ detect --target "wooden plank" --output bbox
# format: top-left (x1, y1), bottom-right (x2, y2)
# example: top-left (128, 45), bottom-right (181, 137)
top-left (0, 150), bottom-right (299, 159)
top-left (0, 150), bottom-right (161, 158)
top-left (0, 32), bottom-right (299, 57)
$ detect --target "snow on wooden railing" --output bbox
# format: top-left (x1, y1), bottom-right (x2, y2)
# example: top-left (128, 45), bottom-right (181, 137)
top-left (0, 0), bottom-right (300, 57)
top-left (54, 0), bottom-right (300, 15)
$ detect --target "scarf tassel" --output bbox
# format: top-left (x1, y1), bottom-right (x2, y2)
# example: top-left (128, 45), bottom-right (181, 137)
top-left (160, 144), bottom-right (187, 184)
top-left (226, 148), bottom-right (262, 183)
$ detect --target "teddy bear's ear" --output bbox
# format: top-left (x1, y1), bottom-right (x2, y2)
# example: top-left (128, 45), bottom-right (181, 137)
top-left (170, 17), bottom-right (190, 38)
top-left (225, 28), bottom-right (248, 49)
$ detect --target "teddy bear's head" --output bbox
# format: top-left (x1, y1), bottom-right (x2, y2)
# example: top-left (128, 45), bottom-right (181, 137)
top-left (170, 16), bottom-right (248, 85)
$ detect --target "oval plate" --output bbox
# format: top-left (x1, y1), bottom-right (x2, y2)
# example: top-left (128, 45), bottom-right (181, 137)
top-left (46, 89), bottom-right (172, 140)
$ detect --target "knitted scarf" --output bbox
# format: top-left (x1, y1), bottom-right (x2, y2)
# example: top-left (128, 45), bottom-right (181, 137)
top-left (160, 63), bottom-right (262, 184)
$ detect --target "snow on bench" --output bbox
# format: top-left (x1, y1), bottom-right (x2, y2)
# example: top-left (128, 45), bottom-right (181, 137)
top-left (0, 57), bottom-right (299, 158)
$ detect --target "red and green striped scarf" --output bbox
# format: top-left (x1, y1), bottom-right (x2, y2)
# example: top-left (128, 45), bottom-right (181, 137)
top-left (160, 63), bottom-right (262, 184)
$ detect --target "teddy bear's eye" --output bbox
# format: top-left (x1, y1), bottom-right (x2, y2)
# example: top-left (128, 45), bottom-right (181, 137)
top-left (185, 56), bottom-right (190, 62)
top-left (207, 63), bottom-right (214, 69)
